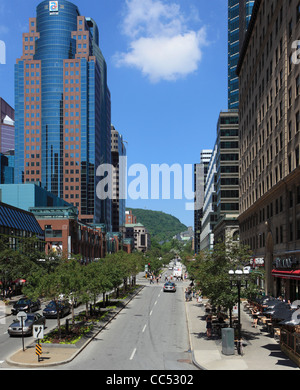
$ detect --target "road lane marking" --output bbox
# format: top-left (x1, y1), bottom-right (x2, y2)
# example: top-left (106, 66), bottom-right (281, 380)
top-left (154, 300), bottom-right (157, 305)
top-left (130, 348), bottom-right (136, 360)
top-left (142, 324), bottom-right (147, 333)
top-left (150, 310), bottom-right (153, 316)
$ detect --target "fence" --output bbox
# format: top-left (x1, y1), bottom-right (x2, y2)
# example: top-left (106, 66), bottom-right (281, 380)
top-left (280, 328), bottom-right (300, 366)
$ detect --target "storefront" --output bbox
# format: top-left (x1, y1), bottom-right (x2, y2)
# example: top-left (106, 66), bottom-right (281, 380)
top-left (271, 269), bottom-right (300, 302)
top-left (271, 254), bottom-right (300, 301)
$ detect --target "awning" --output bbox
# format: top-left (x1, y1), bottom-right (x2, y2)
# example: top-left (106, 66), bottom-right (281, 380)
top-left (272, 269), bottom-right (300, 280)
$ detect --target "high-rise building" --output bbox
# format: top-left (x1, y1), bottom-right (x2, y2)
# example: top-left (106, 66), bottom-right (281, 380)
top-left (194, 149), bottom-right (212, 254)
top-left (199, 111), bottom-right (240, 251)
top-left (14, 0), bottom-right (112, 229)
top-left (200, 145), bottom-right (218, 251)
top-left (0, 97), bottom-right (15, 154)
top-left (213, 110), bottom-right (240, 244)
top-left (228, 0), bottom-right (254, 109)
top-left (111, 125), bottom-right (126, 233)
top-left (237, 0), bottom-right (300, 300)
top-left (0, 150), bottom-right (14, 184)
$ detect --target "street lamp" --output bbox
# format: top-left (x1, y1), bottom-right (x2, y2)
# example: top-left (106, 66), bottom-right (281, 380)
top-left (228, 269), bottom-right (249, 355)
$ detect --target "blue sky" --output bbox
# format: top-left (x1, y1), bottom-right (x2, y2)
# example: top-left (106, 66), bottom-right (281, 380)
top-left (0, 0), bottom-right (228, 227)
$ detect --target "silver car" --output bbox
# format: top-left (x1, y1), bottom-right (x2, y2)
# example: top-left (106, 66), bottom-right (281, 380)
top-left (8, 313), bottom-right (46, 336)
top-left (163, 282), bottom-right (176, 292)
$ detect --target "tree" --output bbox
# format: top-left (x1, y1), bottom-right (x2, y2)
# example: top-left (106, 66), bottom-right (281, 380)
top-left (57, 258), bottom-right (83, 323)
top-left (185, 240), bottom-right (256, 312)
top-left (0, 234), bottom-right (42, 297)
top-left (84, 261), bottom-right (113, 310)
top-left (34, 267), bottom-right (66, 339)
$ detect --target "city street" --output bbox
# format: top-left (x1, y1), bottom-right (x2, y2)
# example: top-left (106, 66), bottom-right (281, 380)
top-left (49, 275), bottom-right (197, 370)
top-left (0, 270), bottom-right (197, 370)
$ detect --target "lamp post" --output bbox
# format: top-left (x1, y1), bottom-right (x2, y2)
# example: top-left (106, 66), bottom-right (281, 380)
top-left (228, 269), bottom-right (249, 355)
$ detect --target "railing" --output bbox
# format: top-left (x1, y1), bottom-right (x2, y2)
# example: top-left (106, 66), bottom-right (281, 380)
top-left (280, 328), bottom-right (300, 361)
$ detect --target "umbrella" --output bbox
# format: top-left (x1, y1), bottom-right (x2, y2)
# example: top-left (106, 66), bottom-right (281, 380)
top-left (263, 301), bottom-right (286, 314)
top-left (264, 302), bottom-right (290, 317)
top-left (279, 308), bottom-right (300, 326)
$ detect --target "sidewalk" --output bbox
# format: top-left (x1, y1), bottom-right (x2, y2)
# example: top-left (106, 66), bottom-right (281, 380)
top-left (184, 296), bottom-right (300, 370)
top-left (4, 283), bottom-right (300, 370)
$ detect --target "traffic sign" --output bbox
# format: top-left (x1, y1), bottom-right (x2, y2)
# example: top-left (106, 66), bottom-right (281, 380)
top-left (33, 325), bottom-right (44, 340)
top-left (17, 311), bottom-right (27, 325)
top-left (17, 312), bottom-right (27, 352)
top-left (35, 343), bottom-right (42, 356)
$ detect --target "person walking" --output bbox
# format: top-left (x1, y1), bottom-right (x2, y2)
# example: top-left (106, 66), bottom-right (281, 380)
top-left (185, 288), bottom-right (189, 302)
top-left (206, 314), bottom-right (212, 338)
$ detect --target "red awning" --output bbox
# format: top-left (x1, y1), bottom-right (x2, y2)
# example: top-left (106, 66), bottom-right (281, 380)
top-left (272, 270), bottom-right (300, 280)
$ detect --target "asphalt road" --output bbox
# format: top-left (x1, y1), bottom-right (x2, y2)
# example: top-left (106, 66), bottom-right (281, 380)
top-left (0, 266), bottom-right (196, 371)
top-left (52, 277), bottom-right (197, 370)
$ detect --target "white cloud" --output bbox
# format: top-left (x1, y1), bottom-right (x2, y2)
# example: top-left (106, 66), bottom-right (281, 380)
top-left (114, 0), bottom-right (208, 83)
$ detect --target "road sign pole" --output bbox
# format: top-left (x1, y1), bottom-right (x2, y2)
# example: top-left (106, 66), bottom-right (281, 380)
top-left (38, 340), bottom-right (40, 363)
top-left (17, 311), bottom-right (27, 352)
top-left (21, 317), bottom-right (25, 352)
top-left (35, 340), bottom-right (42, 362)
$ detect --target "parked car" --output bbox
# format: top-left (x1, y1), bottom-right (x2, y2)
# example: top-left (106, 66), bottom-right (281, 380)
top-left (11, 298), bottom-right (41, 315)
top-left (163, 282), bottom-right (176, 292)
top-left (8, 313), bottom-right (46, 336)
top-left (42, 300), bottom-right (71, 319)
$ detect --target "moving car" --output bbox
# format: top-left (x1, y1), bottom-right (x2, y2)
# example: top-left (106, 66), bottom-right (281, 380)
top-left (163, 282), bottom-right (176, 292)
top-left (42, 300), bottom-right (71, 319)
top-left (11, 298), bottom-right (41, 315)
top-left (8, 313), bottom-right (46, 336)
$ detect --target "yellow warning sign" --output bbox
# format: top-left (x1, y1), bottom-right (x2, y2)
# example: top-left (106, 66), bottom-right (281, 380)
top-left (36, 343), bottom-right (42, 356)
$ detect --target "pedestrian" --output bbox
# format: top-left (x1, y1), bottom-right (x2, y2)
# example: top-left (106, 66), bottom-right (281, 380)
top-left (206, 314), bottom-right (212, 338)
top-left (185, 288), bottom-right (189, 302)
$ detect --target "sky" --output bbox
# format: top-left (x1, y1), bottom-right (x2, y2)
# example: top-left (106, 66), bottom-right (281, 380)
top-left (0, 0), bottom-right (228, 227)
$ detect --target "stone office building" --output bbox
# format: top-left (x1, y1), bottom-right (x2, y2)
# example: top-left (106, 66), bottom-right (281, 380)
top-left (237, 0), bottom-right (300, 300)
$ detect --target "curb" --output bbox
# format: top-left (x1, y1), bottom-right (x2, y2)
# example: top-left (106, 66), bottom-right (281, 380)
top-left (183, 290), bottom-right (206, 371)
top-left (6, 285), bottom-right (145, 368)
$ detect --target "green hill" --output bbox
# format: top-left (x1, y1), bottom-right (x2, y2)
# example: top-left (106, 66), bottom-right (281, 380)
top-left (126, 208), bottom-right (188, 243)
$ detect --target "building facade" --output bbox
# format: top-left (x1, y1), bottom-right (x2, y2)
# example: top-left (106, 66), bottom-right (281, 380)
top-left (228, 0), bottom-right (254, 109)
top-left (213, 111), bottom-right (240, 244)
top-left (237, 0), bottom-right (300, 300)
top-left (0, 97), bottom-right (15, 154)
top-left (0, 201), bottom-right (44, 250)
top-left (0, 183), bottom-right (70, 211)
top-left (14, 0), bottom-right (111, 229)
top-left (200, 144), bottom-right (218, 251)
top-left (194, 149), bottom-right (212, 253)
top-left (111, 125), bottom-right (126, 233)
top-left (125, 223), bottom-right (151, 253)
top-left (0, 151), bottom-right (14, 184)
top-left (31, 205), bottom-right (106, 262)
top-left (125, 209), bottom-right (137, 225)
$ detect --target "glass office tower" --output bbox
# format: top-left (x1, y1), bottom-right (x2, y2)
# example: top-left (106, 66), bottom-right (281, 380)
top-left (228, 0), bottom-right (254, 109)
top-left (14, 0), bottom-right (112, 229)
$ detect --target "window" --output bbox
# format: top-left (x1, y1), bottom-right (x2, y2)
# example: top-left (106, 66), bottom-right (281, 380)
top-left (296, 111), bottom-right (300, 132)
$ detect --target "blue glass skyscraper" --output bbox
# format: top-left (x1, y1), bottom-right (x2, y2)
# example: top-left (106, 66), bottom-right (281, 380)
top-left (14, 0), bottom-right (112, 229)
top-left (228, 0), bottom-right (254, 109)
